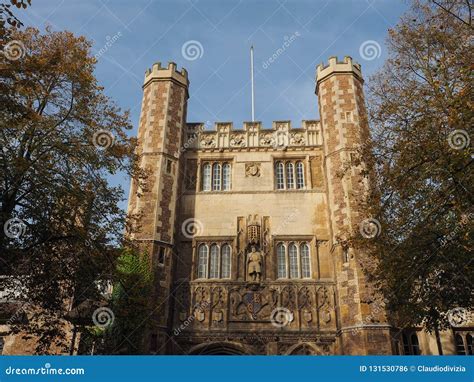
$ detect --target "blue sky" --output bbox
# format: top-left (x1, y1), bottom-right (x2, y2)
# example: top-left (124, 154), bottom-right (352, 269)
top-left (22, 0), bottom-right (408, 208)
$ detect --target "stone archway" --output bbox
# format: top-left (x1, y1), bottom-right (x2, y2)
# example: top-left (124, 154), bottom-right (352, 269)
top-left (188, 341), bottom-right (252, 355)
top-left (285, 342), bottom-right (321, 355)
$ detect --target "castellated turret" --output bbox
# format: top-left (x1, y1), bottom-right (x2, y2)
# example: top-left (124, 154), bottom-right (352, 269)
top-left (316, 56), bottom-right (392, 355)
top-left (127, 62), bottom-right (189, 352)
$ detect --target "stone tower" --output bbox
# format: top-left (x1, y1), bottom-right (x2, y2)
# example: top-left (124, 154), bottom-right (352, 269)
top-left (127, 62), bottom-right (189, 353)
top-left (316, 56), bottom-right (393, 354)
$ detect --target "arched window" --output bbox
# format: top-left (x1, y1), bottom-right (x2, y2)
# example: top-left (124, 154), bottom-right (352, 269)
top-left (277, 243), bottom-right (286, 278)
top-left (212, 163), bottom-right (221, 191)
top-left (300, 243), bottom-right (311, 278)
top-left (296, 161), bottom-right (305, 189)
top-left (275, 162), bottom-right (285, 189)
top-left (222, 163), bottom-right (231, 191)
top-left (467, 334), bottom-right (473, 355)
top-left (202, 163), bottom-right (211, 191)
top-left (402, 333), bottom-right (410, 355)
top-left (455, 334), bottom-right (466, 355)
top-left (221, 244), bottom-right (231, 278)
top-left (209, 244), bottom-right (220, 278)
top-left (402, 332), bottom-right (421, 355)
top-left (197, 244), bottom-right (208, 279)
top-left (288, 243), bottom-right (299, 278)
top-left (411, 333), bottom-right (420, 355)
top-left (286, 162), bottom-right (295, 189)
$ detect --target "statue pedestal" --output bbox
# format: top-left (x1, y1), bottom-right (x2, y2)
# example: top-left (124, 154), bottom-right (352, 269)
top-left (246, 281), bottom-right (261, 291)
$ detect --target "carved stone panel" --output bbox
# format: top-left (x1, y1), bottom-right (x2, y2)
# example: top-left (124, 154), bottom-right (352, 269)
top-left (186, 282), bottom-right (336, 332)
top-left (245, 162), bottom-right (261, 177)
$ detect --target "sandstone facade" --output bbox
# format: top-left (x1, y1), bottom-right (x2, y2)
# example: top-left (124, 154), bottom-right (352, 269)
top-left (124, 57), bottom-right (473, 355)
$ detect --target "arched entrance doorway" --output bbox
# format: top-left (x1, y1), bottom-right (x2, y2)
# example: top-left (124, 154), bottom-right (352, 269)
top-left (188, 341), bottom-right (251, 355)
top-left (286, 343), bottom-right (321, 355)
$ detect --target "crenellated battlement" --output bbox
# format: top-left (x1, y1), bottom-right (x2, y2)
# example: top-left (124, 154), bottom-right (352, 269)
top-left (315, 56), bottom-right (362, 94)
top-left (183, 120), bottom-right (322, 151)
top-left (143, 61), bottom-right (189, 88)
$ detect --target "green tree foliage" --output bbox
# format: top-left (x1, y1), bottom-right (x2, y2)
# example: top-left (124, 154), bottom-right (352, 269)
top-left (102, 248), bottom-right (153, 355)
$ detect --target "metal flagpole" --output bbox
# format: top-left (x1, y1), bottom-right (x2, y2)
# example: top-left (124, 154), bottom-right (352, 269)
top-left (250, 45), bottom-right (255, 122)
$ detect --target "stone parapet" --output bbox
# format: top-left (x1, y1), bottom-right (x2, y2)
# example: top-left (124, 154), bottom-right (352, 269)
top-left (143, 61), bottom-right (189, 92)
top-left (183, 120), bottom-right (322, 151)
top-left (315, 56), bottom-right (362, 94)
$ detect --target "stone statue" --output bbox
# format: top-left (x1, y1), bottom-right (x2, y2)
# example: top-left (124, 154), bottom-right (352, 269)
top-left (247, 246), bottom-right (263, 282)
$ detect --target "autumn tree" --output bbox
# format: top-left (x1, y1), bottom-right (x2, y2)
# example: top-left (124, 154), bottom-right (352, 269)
top-left (355, 0), bottom-right (473, 336)
top-left (0, 27), bottom-right (143, 353)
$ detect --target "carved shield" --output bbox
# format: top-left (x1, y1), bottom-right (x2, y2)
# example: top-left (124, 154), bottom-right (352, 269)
top-left (194, 309), bottom-right (205, 322)
top-left (243, 291), bottom-right (262, 320)
top-left (303, 309), bottom-right (312, 323)
top-left (213, 310), bottom-right (223, 323)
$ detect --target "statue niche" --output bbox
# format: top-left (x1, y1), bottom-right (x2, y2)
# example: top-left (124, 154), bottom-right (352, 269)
top-left (237, 214), bottom-right (270, 283)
